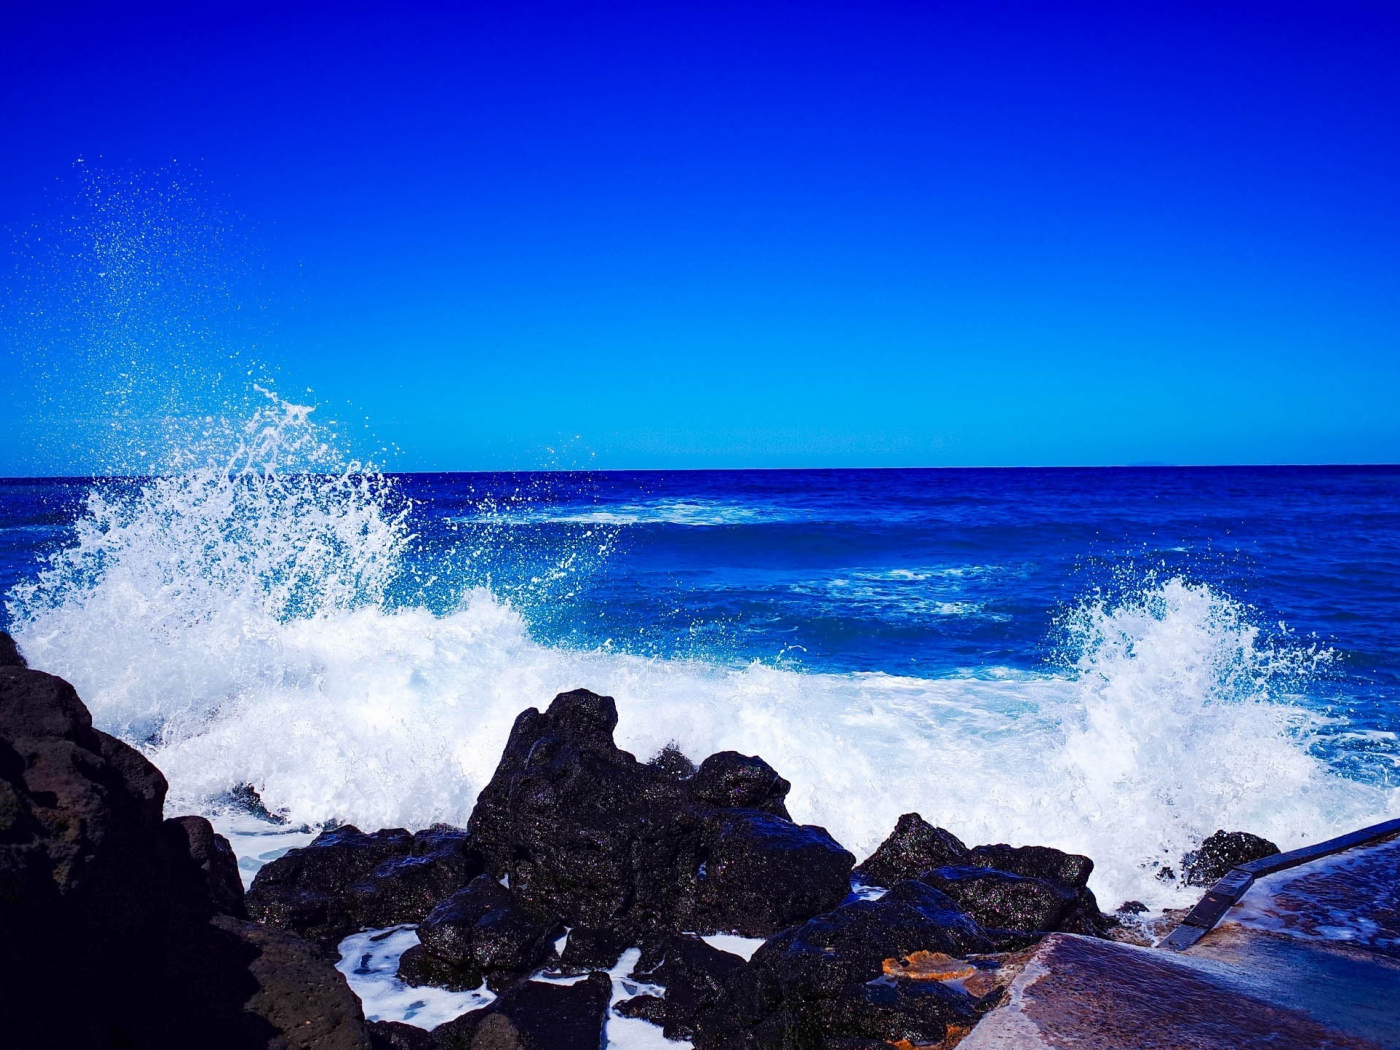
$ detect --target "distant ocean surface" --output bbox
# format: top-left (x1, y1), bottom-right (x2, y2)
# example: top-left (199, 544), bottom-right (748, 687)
top-left (3, 451), bottom-right (1398, 909)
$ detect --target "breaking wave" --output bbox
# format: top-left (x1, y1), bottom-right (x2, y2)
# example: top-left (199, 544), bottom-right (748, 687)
top-left (7, 397), bottom-right (1397, 911)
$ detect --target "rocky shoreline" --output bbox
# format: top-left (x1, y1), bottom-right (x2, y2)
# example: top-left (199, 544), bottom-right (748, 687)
top-left (0, 632), bottom-right (1279, 1050)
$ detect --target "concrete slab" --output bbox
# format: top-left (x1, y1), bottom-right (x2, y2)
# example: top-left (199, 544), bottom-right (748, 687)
top-left (961, 829), bottom-right (1400, 1049)
top-left (957, 933), bottom-right (1393, 1050)
top-left (1214, 831), bottom-right (1400, 958)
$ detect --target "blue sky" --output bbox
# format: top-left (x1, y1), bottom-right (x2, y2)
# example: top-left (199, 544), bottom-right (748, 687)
top-left (2, 1), bottom-right (1398, 472)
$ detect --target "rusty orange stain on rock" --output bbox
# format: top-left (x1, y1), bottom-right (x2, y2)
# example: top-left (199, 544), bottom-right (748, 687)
top-left (882, 950), bottom-right (977, 981)
top-left (887, 1026), bottom-right (975, 1050)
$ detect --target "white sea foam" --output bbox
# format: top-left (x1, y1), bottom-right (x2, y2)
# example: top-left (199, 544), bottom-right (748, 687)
top-left (7, 399), bottom-right (1398, 912)
top-left (458, 498), bottom-right (784, 527)
top-left (335, 926), bottom-right (495, 1028)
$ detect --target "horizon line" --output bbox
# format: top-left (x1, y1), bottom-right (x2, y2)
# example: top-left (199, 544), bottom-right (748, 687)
top-left (3, 461), bottom-right (1400, 483)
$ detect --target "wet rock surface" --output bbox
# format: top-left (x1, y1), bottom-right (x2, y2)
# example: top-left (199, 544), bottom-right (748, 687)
top-left (403, 875), bottom-right (561, 989)
top-left (425, 971), bottom-right (612, 1050)
top-left (918, 865), bottom-right (1078, 935)
top-left (854, 812), bottom-right (971, 886)
top-left (466, 688), bottom-right (853, 940)
top-left (691, 880), bottom-right (996, 1048)
top-left (1182, 828), bottom-right (1282, 886)
top-left (630, 933), bottom-right (748, 1039)
top-left (694, 808), bottom-right (855, 936)
top-left (249, 823), bottom-right (486, 947)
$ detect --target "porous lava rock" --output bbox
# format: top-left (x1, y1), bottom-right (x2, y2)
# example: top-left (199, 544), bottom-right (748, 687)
top-left (690, 750), bottom-right (793, 817)
top-left (466, 688), bottom-right (854, 941)
top-left (693, 880), bottom-right (993, 1048)
top-left (248, 823), bottom-right (484, 947)
top-left (917, 865), bottom-right (1078, 935)
top-left (1182, 828), bottom-right (1282, 886)
top-left (0, 629), bottom-right (25, 667)
top-left (694, 808), bottom-right (857, 936)
top-left (629, 933), bottom-right (748, 1039)
top-left (0, 661), bottom-right (376, 1049)
top-left (167, 813), bottom-right (249, 918)
top-left (398, 874), bottom-right (561, 991)
top-left (556, 925), bottom-right (630, 972)
top-left (346, 825), bottom-right (486, 929)
top-left (966, 843), bottom-right (1094, 888)
top-left (853, 813), bottom-right (970, 887)
top-left (215, 915), bottom-right (375, 1050)
top-left (425, 970), bottom-right (612, 1050)
top-left (966, 842), bottom-right (1113, 936)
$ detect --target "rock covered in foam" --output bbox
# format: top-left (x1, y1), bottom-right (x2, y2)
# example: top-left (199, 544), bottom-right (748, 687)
top-left (1181, 828), bottom-right (1281, 886)
top-left (0, 662), bottom-right (375, 1048)
top-left (853, 812), bottom-right (970, 886)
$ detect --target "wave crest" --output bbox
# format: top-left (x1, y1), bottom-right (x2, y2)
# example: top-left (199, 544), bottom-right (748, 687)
top-left (6, 404), bottom-right (1395, 910)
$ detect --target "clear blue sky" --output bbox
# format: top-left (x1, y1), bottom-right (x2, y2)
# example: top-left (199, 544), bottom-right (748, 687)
top-left (2, 1), bottom-right (1398, 473)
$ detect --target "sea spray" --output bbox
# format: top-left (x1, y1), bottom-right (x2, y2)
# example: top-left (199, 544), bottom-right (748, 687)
top-left (10, 413), bottom-right (1396, 910)
top-left (7, 388), bottom-right (411, 739)
top-left (8, 396), bottom-right (1399, 910)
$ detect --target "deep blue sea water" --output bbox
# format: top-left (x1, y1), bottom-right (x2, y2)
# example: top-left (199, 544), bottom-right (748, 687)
top-left (2, 463), bottom-right (1398, 908)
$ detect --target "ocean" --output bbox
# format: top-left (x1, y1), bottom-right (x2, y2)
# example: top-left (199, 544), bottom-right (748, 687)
top-left (2, 406), bottom-right (1397, 913)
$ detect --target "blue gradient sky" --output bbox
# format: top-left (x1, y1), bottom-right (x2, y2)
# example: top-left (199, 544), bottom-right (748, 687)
top-left (2, 1), bottom-right (1398, 472)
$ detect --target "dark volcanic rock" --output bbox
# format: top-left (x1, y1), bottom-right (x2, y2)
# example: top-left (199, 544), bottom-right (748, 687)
top-left (405, 874), bottom-right (561, 986)
top-left (690, 751), bottom-right (793, 817)
top-left (918, 865), bottom-right (1078, 933)
top-left (250, 823), bottom-right (482, 946)
top-left (369, 1020), bottom-right (436, 1050)
top-left (347, 825), bottom-right (485, 928)
top-left (168, 813), bottom-right (249, 918)
top-left (853, 813), bottom-right (970, 887)
top-left (1182, 829), bottom-right (1282, 886)
top-left (966, 841), bottom-right (1114, 936)
top-left (824, 978), bottom-right (981, 1047)
top-left (648, 743), bottom-right (697, 780)
top-left (634, 933), bottom-right (748, 1039)
top-left (0, 630), bottom-right (25, 667)
top-left (217, 915), bottom-right (374, 1049)
top-left (466, 688), bottom-right (856, 943)
top-left (557, 924), bottom-right (630, 972)
top-left (615, 993), bottom-right (669, 1025)
top-left (397, 942), bottom-right (487, 993)
top-left (0, 663), bottom-right (376, 1049)
top-left (468, 689), bottom-right (683, 931)
top-left (429, 971), bottom-right (612, 1050)
top-left (695, 809), bottom-right (855, 936)
top-left (694, 880), bottom-right (991, 1049)
top-left (967, 842), bottom-right (1094, 888)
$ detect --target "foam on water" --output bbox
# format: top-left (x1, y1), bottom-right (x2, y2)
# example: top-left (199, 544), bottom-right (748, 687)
top-left (335, 926), bottom-right (495, 1028)
top-left (7, 399), bottom-right (1398, 912)
top-left (458, 497), bottom-right (786, 527)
